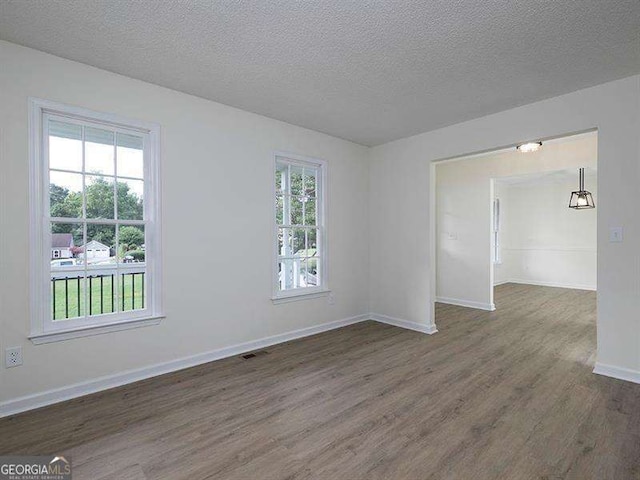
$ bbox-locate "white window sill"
[272,289,331,305]
[29,315,164,345]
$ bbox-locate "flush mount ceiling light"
[569,168,595,209]
[516,141,542,153]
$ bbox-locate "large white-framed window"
[273,153,327,302]
[29,98,163,343]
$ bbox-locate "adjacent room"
[436,132,598,311]
[1,1,639,479]
[493,166,598,293]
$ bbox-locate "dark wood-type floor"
[1,284,639,479]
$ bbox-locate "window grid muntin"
[45,113,148,322]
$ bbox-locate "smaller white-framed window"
[29,98,163,343]
[273,153,328,301]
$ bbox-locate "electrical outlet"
[5,346,23,368]
[327,292,335,305]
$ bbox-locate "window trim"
[493,197,502,265]
[28,98,163,343]
[271,151,329,302]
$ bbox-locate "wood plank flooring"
[1,284,639,479]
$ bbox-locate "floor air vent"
[241,350,268,359]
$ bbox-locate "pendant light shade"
[569,168,595,209]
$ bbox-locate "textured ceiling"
[1,1,638,146]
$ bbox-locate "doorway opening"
[433,131,597,315]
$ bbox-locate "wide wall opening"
[434,131,597,313]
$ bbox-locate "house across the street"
[82,240,111,260]
[51,233,74,260]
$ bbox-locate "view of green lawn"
[52,273,145,320]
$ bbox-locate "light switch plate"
[609,227,623,243]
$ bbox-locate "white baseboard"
[593,362,640,385]
[1,311,444,418]
[0,312,441,418]
[0,314,370,419]
[503,279,596,291]
[370,313,438,335]
[435,297,496,311]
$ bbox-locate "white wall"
[370,75,640,379]
[0,41,370,408]
[496,174,597,291]
[435,134,597,309]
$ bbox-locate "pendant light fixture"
[569,168,595,209]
